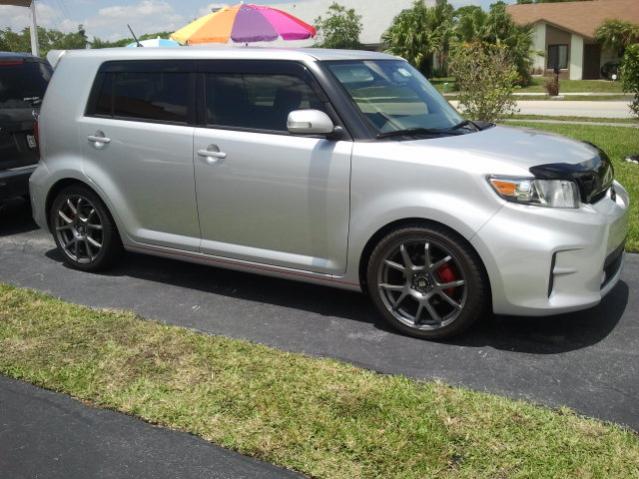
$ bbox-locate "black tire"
[49,185,122,271]
[366,224,489,339]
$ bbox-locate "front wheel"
[50,185,122,271]
[366,225,489,339]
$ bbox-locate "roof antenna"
[127,24,143,47]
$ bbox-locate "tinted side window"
[91,71,189,123]
[113,72,188,123]
[94,73,113,117]
[205,73,325,132]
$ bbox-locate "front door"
[193,61,352,274]
[583,44,602,79]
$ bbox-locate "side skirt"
[124,242,362,292]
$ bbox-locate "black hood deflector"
[529,143,614,204]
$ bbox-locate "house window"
[548,44,569,70]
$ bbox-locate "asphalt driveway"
[1,199,637,429]
[0,376,301,479]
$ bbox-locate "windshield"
[0,61,51,109]
[325,60,463,135]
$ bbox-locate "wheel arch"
[357,217,492,308]
[45,178,114,232]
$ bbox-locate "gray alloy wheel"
[54,194,104,264]
[367,225,488,339]
[50,185,122,271]
[377,240,467,330]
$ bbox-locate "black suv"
[0,52,52,204]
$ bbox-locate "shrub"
[544,75,559,96]
[314,3,362,49]
[449,42,518,122]
[621,43,639,119]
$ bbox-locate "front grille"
[602,242,625,289]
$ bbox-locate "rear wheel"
[366,224,489,339]
[50,185,122,271]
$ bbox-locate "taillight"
[0,60,24,66]
[33,113,40,154]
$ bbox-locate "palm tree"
[595,20,639,57]
[382,0,434,74]
[452,3,534,86]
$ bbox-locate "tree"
[449,42,518,122]
[621,44,639,119]
[314,3,362,49]
[595,20,639,57]
[427,0,455,75]
[0,25,88,56]
[382,0,454,75]
[453,2,535,86]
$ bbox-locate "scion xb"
[30,47,629,339]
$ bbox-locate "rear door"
[192,60,352,274]
[0,58,51,170]
[80,61,200,250]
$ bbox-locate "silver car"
[30,47,629,339]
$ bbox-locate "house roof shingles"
[506,0,639,40]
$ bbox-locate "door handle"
[197,149,226,159]
[87,131,111,148]
[88,135,111,143]
[197,146,227,163]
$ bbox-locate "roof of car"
[54,46,398,63]
[0,51,37,59]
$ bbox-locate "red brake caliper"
[437,264,457,296]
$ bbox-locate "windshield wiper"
[451,119,478,131]
[376,127,466,139]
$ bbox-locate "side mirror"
[287,109,335,136]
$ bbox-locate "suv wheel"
[366,225,489,339]
[50,185,122,271]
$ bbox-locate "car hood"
[403,124,599,170]
[400,125,613,204]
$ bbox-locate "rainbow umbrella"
[170,3,316,45]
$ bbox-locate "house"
[506,0,639,80]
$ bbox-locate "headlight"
[488,176,580,208]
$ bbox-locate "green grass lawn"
[517,77,624,94]
[1,283,639,479]
[516,95,631,101]
[432,77,625,96]
[504,115,639,124]
[503,122,639,252]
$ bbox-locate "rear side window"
[205,73,325,132]
[0,60,51,109]
[90,71,189,124]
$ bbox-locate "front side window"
[0,60,51,109]
[205,73,326,132]
[325,60,462,135]
[547,45,568,70]
[93,71,189,123]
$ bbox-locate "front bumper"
[0,165,36,201]
[472,180,629,316]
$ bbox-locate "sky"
[0,0,514,42]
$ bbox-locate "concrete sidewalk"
[450,99,634,118]
[502,119,639,128]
